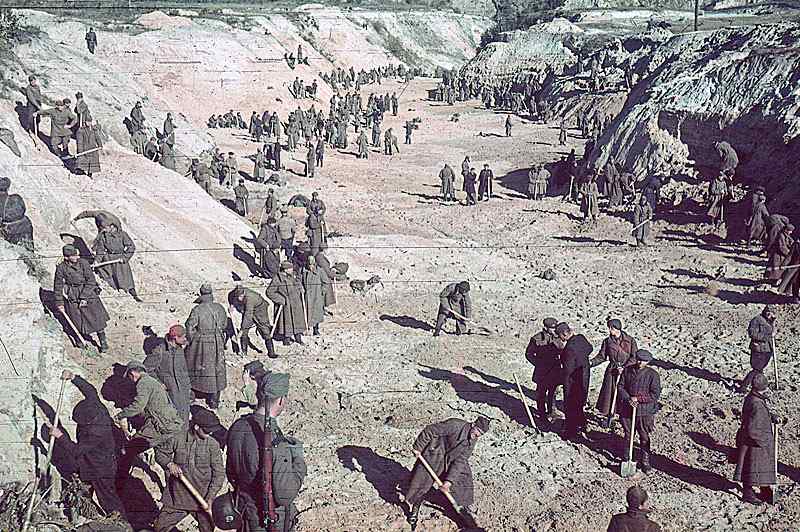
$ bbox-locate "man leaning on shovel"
[404,416,489,530]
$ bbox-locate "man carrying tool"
[433,281,472,337]
[590,318,638,427]
[266,261,307,346]
[233,285,277,359]
[741,305,776,392]
[92,214,142,302]
[617,349,661,474]
[116,360,185,471]
[185,284,228,409]
[226,372,307,532]
[53,244,110,352]
[50,370,126,518]
[153,407,225,532]
[525,318,562,421]
[405,417,489,530]
[234,179,249,217]
[24,75,43,135]
[632,196,653,247]
[734,373,784,505]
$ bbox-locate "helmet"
[212,491,243,530]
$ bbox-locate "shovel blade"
[620,461,637,478]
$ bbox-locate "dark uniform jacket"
[747,314,773,354]
[525,329,561,384]
[734,391,776,486]
[617,365,661,418]
[561,334,592,406]
[607,509,662,532]
[53,259,110,335]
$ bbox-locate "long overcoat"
[144,338,193,422]
[266,271,307,337]
[53,259,110,335]
[734,391,776,486]
[93,229,136,291]
[76,126,102,174]
[302,267,329,328]
[184,294,228,394]
[406,418,476,507]
[593,332,638,414]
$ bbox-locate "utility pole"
[694,0,699,32]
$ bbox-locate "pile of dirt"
[134,10,194,30]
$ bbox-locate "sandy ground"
[45,77,800,531]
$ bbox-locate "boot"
[97,331,109,353]
[313,325,320,336]
[639,450,652,474]
[742,485,762,505]
[759,486,774,504]
[264,338,277,359]
[129,288,143,303]
[294,334,304,345]
[408,502,421,531]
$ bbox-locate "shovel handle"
[627,402,637,462]
[177,473,213,517]
[413,450,459,509]
[607,371,620,427]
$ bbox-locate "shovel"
[448,309,492,335]
[771,423,779,504]
[512,372,536,429]
[620,402,637,478]
[412,450,479,529]
[604,371,620,429]
[177,472,214,518]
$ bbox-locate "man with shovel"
[405,417,489,530]
[53,244,111,352]
[433,281,472,337]
[617,349,661,474]
[153,407,225,532]
[591,318,638,428]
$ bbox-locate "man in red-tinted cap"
[144,324,193,422]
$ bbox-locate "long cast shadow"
[337,445,409,506]
[651,359,735,390]
[418,365,528,425]
[379,314,433,332]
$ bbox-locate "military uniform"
[234,182,249,216]
[525,325,562,418]
[53,255,110,348]
[266,268,307,343]
[238,288,276,359]
[93,227,137,294]
[40,106,77,155]
[115,372,185,450]
[144,338,193,423]
[434,283,471,335]
[185,290,228,407]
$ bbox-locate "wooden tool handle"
[627,402,637,462]
[413,450,459,508]
[177,473,213,516]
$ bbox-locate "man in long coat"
[159,141,176,171]
[765,224,794,284]
[464,168,477,206]
[734,373,781,505]
[130,101,146,132]
[357,130,369,159]
[314,246,337,309]
[154,408,225,532]
[234,179,249,216]
[747,188,769,247]
[440,164,456,202]
[302,256,329,336]
[405,417,489,529]
[85,27,97,53]
[525,318,562,420]
[527,164,549,200]
[253,149,267,183]
[266,262,307,345]
[255,217,281,277]
[92,216,141,301]
[163,112,175,146]
[185,284,228,409]
[234,286,276,359]
[590,318,638,422]
[305,208,324,257]
[50,370,125,517]
[707,173,728,229]
[581,172,600,223]
[144,325,193,423]
[24,75,43,134]
[478,164,493,201]
[632,196,653,246]
[54,244,110,351]
[617,349,661,473]
[433,281,471,337]
[76,117,103,178]
[556,322,592,440]
[764,214,789,254]
[777,238,800,302]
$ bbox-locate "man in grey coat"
[301,256,329,336]
[266,262,307,345]
[433,281,471,337]
[234,286,277,359]
[185,284,228,409]
[92,216,142,301]
[741,305,776,392]
[617,349,661,474]
[144,325,193,423]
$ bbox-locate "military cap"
[62,244,78,257]
[256,372,290,400]
[456,281,470,292]
[125,360,146,374]
[635,349,653,362]
[0,177,10,192]
[473,416,490,433]
[243,360,265,376]
[555,322,571,336]
[543,317,558,329]
[199,283,213,295]
[192,407,223,433]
